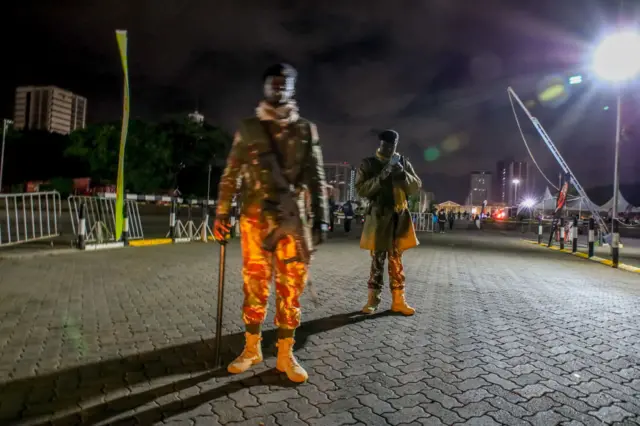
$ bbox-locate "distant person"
[438,210,447,233]
[355,129,421,316]
[448,211,455,230]
[343,200,355,233]
[328,198,337,231]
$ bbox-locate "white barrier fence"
[0,191,62,247]
[411,212,435,232]
[68,195,144,244]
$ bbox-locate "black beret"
[262,63,297,82]
[379,129,399,144]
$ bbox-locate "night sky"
[2,0,639,202]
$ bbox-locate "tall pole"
[612,90,622,225]
[206,164,212,204]
[0,120,8,193]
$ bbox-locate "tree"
[66,117,232,197]
[66,123,119,182]
[2,128,81,186]
[157,117,232,197]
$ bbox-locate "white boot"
[276,338,308,383]
[227,332,263,374]
[362,289,382,314]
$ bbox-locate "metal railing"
[68,195,143,243]
[0,191,62,247]
[411,212,435,232]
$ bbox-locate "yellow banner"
[115,30,129,241]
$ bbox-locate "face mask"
[264,76,295,105]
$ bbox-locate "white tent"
[599,191,634,213]
[533,186,556,211]
[565,196,602,212]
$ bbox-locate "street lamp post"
[206,164,212,204]
[593,29,640,265]
[0,119,14,193]
[512,178,520,208]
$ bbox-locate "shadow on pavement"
[1,310,392,425]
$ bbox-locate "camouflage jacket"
[215,117,329,225]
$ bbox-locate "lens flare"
[423,147,440,162]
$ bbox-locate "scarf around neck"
[256,100,300,125]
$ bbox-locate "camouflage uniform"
[215,94,328,382]
[356,132,421,315]
[216,114,328,330]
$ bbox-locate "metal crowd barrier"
[0,191,62,247]
[167,201,232,243]
[68,195,144,243]
[411,212,435,232]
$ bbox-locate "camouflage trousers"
[368,246,405,291]
[239,216,308,330]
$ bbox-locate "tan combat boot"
[391,289,415,316]
[362,289,382,314]
[227,332,263,374]
[276,338,308,383]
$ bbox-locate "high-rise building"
[496,159,530,205]
[507,161,529,205]
[469,171,492,205]
[323,162,355,203]
[13,86,87,135]
[495,159,510,203]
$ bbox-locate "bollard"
[169,200,176,239]
[78,202,86,250]
[572,216,578,253]
[122,201,129,246]
[202,204,209,243]
[559,218,565,250]
[537,218,543,244]
[588,218,595,258]
[612,219,619,268]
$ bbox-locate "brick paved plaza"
[0,231,639,425]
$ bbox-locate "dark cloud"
[2,0,637,194]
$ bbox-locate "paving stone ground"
[0,230,639,426]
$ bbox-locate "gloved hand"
[312,221,328,246]
[213,215,231,244]
[392,162,404,174]
[380,166,392,180]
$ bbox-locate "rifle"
[257,139,314,266]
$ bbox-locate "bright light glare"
[569,75,583,84]
[512,179,520,184]
[520,198,536,208]
[593,31,640,82]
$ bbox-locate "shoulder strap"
[238,117,291,188]
[259,121,287,180]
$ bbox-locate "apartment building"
[13,86,87,135]
[469,171,492,205]
[323,162,356,203]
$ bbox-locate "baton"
[213,233,229,368]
